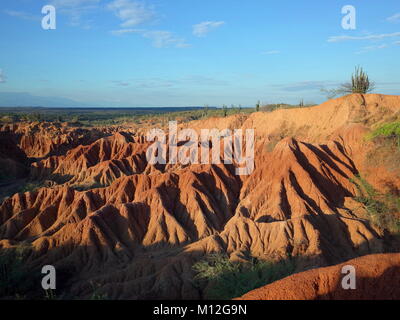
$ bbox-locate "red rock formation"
[0,94,399,299]
[0,122,108,158]
[30,132,150,186]
[237,253,400,300]
[0,131,29,180]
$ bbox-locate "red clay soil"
[237,253,400,300]
[0,94,399,299]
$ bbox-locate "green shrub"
[348,66,374,94]
[193,254,296,300]
[0,243,40,299]
[364,122,400,172]
[367,121,400,148]
[351,175,400,234]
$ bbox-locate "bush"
[347,66,374,94]
[322,66,375,98]
[351,175,400,234]
[0,243,40,299]
[193,254,296,300]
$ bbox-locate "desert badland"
[1,0,400,303]
[1,93,400,300]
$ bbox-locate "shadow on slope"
[0,232,399,300]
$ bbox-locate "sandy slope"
[237,253,400,300]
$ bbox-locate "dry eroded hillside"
[1,94,400,299]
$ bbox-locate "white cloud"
[49,0,100,28]
[108,1,188,48]
[262,50,280,55]
[367,44,388,49]
[387,13,400,23]
[0,69,6,83]
[4,10,40,21]
[355,44,388,54]
[50,0,100,8]
[193,21,225,37]
[328,32,400,42]
[111,28,190,48]
[394,41,400,45]
[107,0,154,27]
[110,28,141,35]
[142,30,190,48]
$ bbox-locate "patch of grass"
[368,121,400,140]
[192,253,296,300]
[365,121,400,172]
[350,175,400,234]
[365,138,400,172]
[0,243,40,299]
[0,106,254,126]
[89,281,108,300]
[19,182,45,193]
[0,103,316,127]
[0,243,76,299]
[367,121,400,149]
[0,180,46,204]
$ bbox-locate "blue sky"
[0,0,399,107]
